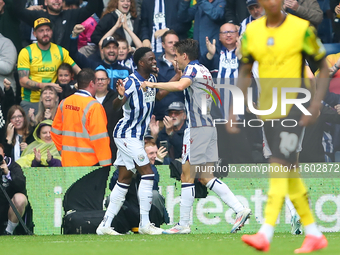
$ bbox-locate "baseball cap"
[246,0,258,7]
[167,102,185,111]
[34,17,53,30]
[102,36,119,48]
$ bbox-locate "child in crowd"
[56,63,77,102]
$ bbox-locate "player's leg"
[6,193,27,235]
[285,196,302,235]
[97,165,133,235]
[200,127,251,233]
[288,177,327,253]
[164,128,193,234]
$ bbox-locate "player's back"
[182,60,215,128]
[114,72,157,140]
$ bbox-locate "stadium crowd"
[0,0,339,245]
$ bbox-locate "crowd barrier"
[23,165,340,235]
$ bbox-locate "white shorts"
[182,126,218,165]
[114,138,149,172]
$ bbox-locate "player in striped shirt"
[96,47,173,236]
[142,39,251,234]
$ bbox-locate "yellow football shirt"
[18,43,75,103]
[241,14,326,119]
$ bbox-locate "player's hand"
[33,148,41,162]
[116,79,125,96]
[149,115,159,136]
[299,103,320,126]
[157,146,168,160]
[72,24,85,36]
[206,37,216,57]
[3,78,11,90]
[140,81,154,91]
[226,114,240,134]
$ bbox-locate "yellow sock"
[288,177,315,226]
[264,163,288,226]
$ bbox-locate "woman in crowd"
[16,120,61,167]
[28,86,59,127]
[4,105,33,161]
[91,0,140,48]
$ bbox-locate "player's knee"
[12,193,28,211]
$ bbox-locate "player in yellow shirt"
[17,18,81,114]
[228,0,330,253]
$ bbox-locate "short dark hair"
[174,39,199,61]
[63,0,80,7]
[95,68,109,78]
[161,29,178,43]
[133,47,152,66]
[0,143,4,152]
[77,68,96,89]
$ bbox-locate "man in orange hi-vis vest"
[51,68,111,167]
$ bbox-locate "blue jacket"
[69,36,131,90]
[140,0,191,41]
[178,0,226,54]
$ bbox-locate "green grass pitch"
[1,233,339,255]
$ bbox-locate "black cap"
[102,36,119,48]
[246,0,258,7]
[167,102,185,111]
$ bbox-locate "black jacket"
[225,0,248,25]
[91,11,139,45]
[0,156,27,204]
[101,89,123,161]
[15,0,103,50]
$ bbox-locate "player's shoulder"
[245,16,266,32]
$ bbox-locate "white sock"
[259,223,275,242]
[206,178,244,213]
[6,220,18,234]
[179,183,195,227]
[304,223,322,237]
[138,174,154,227]
[285,196,297,217]
[100,181,129,228]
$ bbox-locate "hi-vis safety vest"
[51,92,112,167]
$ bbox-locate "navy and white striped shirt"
[239,15,256,35]
[182,60,214,128]
[114,71,157,140]
[151,0,166,53]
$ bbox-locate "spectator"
[140,0,191,57]
[51,68,112,167]
[62,0,80,10]
[331,0,340,42]
[70,25,131,91]
[284,0,323,27]
[178,0,226,54]
[91,0,139,48]
[225,0,248,25]
[0,143,28,235]
[0,0,23,54]
[117,38,136,73]
[17,18,80,115]
[153,30,184,125]
[28,86,59,127]
[56,63,77,102]
[15,0,103,50]
[94,69,123,162]
[0,33,17,95]
[157,102,186,161]
[0,79,15,145]
[239,0,264,35]
[4,105,34,161]
[78,15,98,56]
[16,119,61,167]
